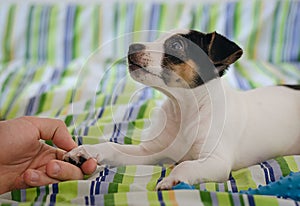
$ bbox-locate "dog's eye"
[170,41,183,50]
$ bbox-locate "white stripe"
[11,5,29,60]
[175,190,204,206]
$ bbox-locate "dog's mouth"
[128,58,143,71]
[128,57,162,79]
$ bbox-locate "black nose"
[128,43,145,54]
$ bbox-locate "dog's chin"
[129,68,165,87]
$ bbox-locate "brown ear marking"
[206,31,243,75]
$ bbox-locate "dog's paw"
[156,176,182,190]
[63,146,92,167]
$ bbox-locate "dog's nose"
[128,43,145,54]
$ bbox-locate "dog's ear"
[203,32,243,76]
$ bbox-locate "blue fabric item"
[172,182,195,190]
[240,172,300,201]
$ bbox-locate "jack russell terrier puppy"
[64,29,300,190]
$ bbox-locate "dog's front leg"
[156,154,231,190]
[64,142,162,167]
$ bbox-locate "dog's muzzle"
[128,43,146,72]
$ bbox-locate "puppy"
[64,29,300,190]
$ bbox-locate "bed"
[1,0,300,205]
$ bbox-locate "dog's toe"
[65,156,87,167]
[156,176,181,190]
[63,147,90,167]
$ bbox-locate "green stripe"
[247,0,261,59]
[284,156,299,172]
[58,181,78,202]
[73,6,81,59]
[234,62,257,88]
[158,4,167,31]
[253,194,279,206]
[233,1,241,38]
[104,193,115,206]
[200,191,212,206]
[208,4,218,32]
[133,3,143,42]
[231,168,257,191]
[11,190,21,201]
[125,121,136,144]
[37,92,47,114]
[275,156,291,176]
[65,115,73,126]
[275,1,289,63]
[108,183,118,193]
[216,192,231,205]
[2,5,15,62]
[137,102,147,119]
[269,2,280,62]
[113,166,126,183]
[114,192,128,206]
[47,5,57,64]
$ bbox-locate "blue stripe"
[125,3,135,33]
[128,105,135,120]
[49,194,56,206]
[78,136,83,145]
[90,195,95,206]
[201,5,210,32]
[225,2,235,38]
[97,107,104,119]
[157,191,165,206]
[83,126,89,135]
[25,96,35,115]
[113,123,122,143]
[248,194,256,206]
[261,161,275,183]
[84,196,89,205]
[90,181,95,195]
[260,163,270,184]
[38,6,44,62]
[95,181,101,194]
[52,183,59,193]
[156,167,166,185]
[291,1,300,61]
[110,124,117,142]
[64,5,75,66]
[38,6,50,63]
[148,4,160,41]
[229,173,238,192]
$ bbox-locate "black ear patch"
[205,32,243,76]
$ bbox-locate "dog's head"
[128,29,243,89]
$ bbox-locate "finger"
[22,116,77,151]
[46,160,84,180]
[23,169,59,187]
[81,158,98,175]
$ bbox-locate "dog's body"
[64,29,300,190]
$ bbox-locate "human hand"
[0,116,97,194]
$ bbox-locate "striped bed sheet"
[0,1,300,205]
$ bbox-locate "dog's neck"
[155,78,226,118]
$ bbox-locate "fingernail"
[52,163,61,175]
[30,171,39,182]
